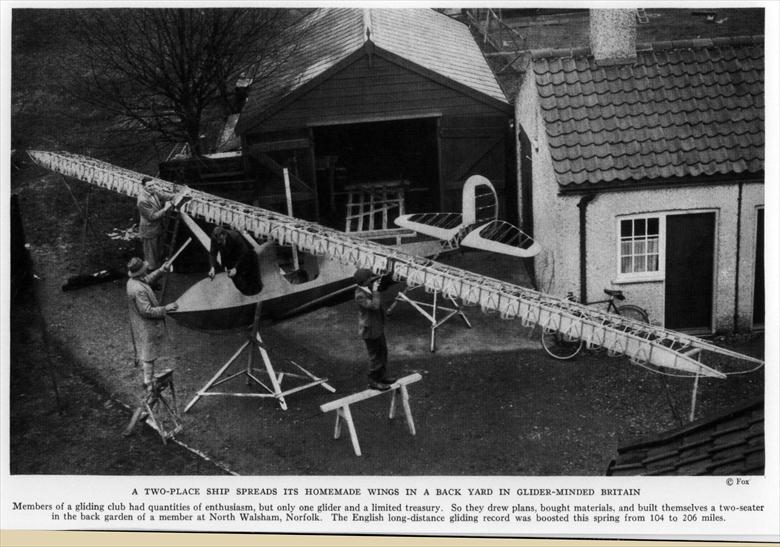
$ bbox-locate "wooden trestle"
[29,150,765,380]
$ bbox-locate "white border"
[1,1,778,542]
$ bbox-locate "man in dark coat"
[208,226,262,296]
[126,257,178,390]
[354,268,396,390]
[137,177,174,270]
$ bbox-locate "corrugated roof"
[237,8,506,134]
[532,36,764,187]
[606,398,764,476]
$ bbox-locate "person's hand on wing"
[165,302,178,312]
[228,268,237,278]
[208,267,216,280]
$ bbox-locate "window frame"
[615,213,665,283]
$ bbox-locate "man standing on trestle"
[354,268,396,391]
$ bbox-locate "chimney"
[589,9,637,65]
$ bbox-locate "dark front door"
[664,212,716,330]
[753,208,764,326]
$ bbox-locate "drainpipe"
[578,193,597,304]
[733,180,744,332]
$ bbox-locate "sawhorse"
[319,373,422,456]
[387,286,472,352]
[123,369,182,444]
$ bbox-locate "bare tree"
[71,8,304,156]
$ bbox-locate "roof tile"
[608,399,764,476]
[534,36,763,186]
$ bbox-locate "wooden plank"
[320,373,422,413]
[351,228,415,239]
[251,138,311,152]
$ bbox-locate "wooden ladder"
[344,181,407,233]
[159,209,181,301]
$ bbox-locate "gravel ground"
[9,287,227,475]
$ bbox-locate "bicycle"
[541,288,650,360]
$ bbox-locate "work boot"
[368,380,391,391]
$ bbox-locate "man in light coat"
[354,268,396,390]
[137,177,174,271]
[126,256,177,390]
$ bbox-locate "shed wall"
[253,54,509,131]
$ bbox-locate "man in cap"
[208,226,262,295]
[137,176,174,272]
[354,268,396,390]
[126,257,178,392]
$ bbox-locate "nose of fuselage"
[167,273,261,331]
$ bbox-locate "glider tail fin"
[462,175,498,226]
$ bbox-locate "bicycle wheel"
[541,330,584,360]
[617,304,649,324]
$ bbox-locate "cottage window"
[618,216,661,280]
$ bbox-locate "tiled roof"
[606,398,764,476]
[532,36,764,187]
[237,9,506,134]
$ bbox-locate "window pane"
[621,241,632,256]
[635,255,646,272]
[621,256,632,273]
[647,238,658,254]
[647,255,658,271]
[635,218,646,236]
[621,219,631,237]
[648,217,659,235]
[634,240,646,254]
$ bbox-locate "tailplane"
[395,175,541,258]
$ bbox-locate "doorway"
[664,212,716,331]
[753,207,764,327]
[312,118,439,227]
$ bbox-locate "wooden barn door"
[438,115,512,221]
[664,212,716,330]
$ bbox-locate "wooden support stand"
[123,369,182,444]
[387,286,472,352]
[319,373,422,456]
[184,303,335,412]
[685,348,704,422]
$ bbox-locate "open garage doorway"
[312,117,439,229]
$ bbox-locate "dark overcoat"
[355,285,385,339]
